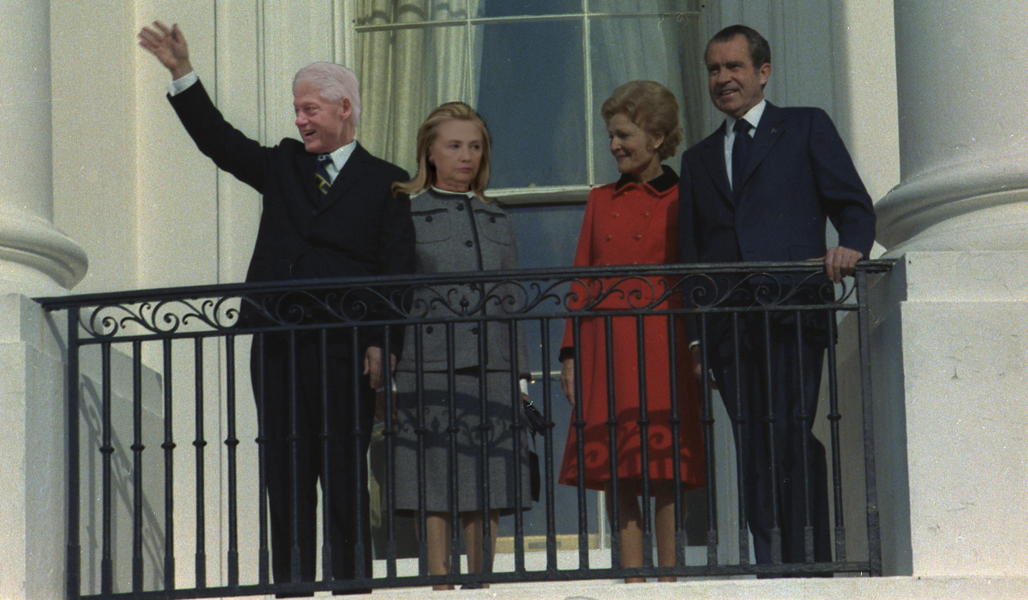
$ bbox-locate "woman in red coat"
[558,81,705,581]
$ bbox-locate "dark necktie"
[315,154,333,196]
[731,119,753,193]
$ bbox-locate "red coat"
[559,171,705,491]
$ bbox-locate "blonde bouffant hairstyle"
[601,80,683,160]
[392,102,493,202]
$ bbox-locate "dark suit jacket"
[678,102,875,343]
[169,81,416,353]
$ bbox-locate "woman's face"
[428,119,483,193]
[607,113,663,181]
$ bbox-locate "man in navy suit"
[678,25,875,567]
[139,21,415,592]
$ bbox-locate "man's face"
[293,82,352,154]
[705,34,770,119]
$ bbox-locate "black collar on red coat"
[613,164,679,193]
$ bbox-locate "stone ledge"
[201,575,1028,600]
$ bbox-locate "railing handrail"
[35,260,896,310]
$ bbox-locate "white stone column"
[868,0,1028,582]
[0,3,86,600]
[876,0,1028,251]
[0,0,86,297]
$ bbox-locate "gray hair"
[292,62,362,129]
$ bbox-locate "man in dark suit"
[139,21,415,591]
[678,25,875,567]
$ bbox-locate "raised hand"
[137,21,192,79]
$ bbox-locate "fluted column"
[876,0,1027,252]
[0,1,86,296]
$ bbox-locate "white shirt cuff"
[167,71,199,96]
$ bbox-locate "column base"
[875,153,1028,253]
[0,208,88,296]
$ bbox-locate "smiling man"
[138,21,414,593]
[678,25,875,569]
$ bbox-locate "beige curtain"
[356,0,481,175]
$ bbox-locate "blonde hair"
[392,102,492,202]
[601,81,682,160]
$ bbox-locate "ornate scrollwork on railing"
[81,296,242,339]
[69,265,860,341]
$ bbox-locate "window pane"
[590,0,701,14]
[476,21,587,188]
[479,0,582,18]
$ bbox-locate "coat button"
[634,233,643,240]
[611,212,619,218]
[471,327,480,334]
[465,240,474,247]
[456,204,465,211]
[425,326,434,334]
[489,216,496,223]
[426,215,433,222]
[643,211,651,218]
[605,234,613,241]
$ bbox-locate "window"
[355,0,709,204]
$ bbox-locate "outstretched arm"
[138,21,193,80]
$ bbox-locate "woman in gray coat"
[390,102,531,589]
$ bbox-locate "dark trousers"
[712,315,831,565]
[251,331,373,583]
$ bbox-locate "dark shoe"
[333,588,372,596]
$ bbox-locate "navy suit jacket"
[169,81,416,353]
[678,102,875,341]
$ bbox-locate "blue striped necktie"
[315,154,333,195]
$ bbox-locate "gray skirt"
[388,370,533,514]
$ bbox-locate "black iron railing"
[37,261,892,599]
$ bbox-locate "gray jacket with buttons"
[396,189,530,375]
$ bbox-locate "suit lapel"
[698,126,733,206]
[298,151,323,208]
[737,102,785,195]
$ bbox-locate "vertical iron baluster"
[855,270,882,575]
[666,312,684,570]
[319,329,333,581]
[382,327,398,580]
[731,312,748,565]
[254,333,270,584]
[413,325,428,578]
[539,318,557,573]
[445,322,459,581]
[570,316,589,571]
[162,338,176,591]
[131,340,144,593]
[825,310,846,561]
[100,341,113,596]
[761,312,782,565]
[507,318,523,576]
[476,318,493,583]
[698,314,719,566]
[225,335,239,586]
[350,327,369,582]
[287,330,301,582]
[603,314,621,571]
[66,308,82,600]
[794,310,815,562]
[634,314,653,570]
[193,337,207,588]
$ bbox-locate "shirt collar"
[725,99,767,136]
[430,186,475,198]
[323,139,357,171]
